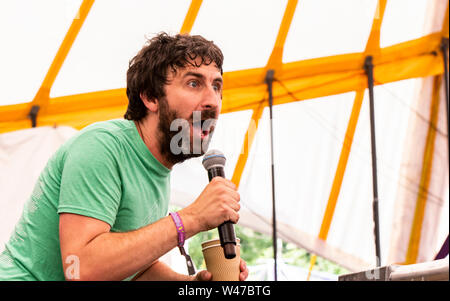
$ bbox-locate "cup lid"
[201,238,240,250]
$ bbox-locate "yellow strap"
[405,75,442,264]
[307,0,386,277]
[365,0,387,54]
[0,37,443,134]
[266,0,298,72]
[231,101,265,188]
[31,0,94,113]
[180,0,203,34]
[405,2,448,265]
[306,90,364,279]
[318,90,365,240]
[306,254,317,281]
[231,0,297,187]
[442,3,449,39]
[0,5,446,133]
[1,32,442,127]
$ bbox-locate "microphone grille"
[202,149,226,170]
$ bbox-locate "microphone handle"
[207,166,225,181]
[207,166,237,259]
[218,221,237,259]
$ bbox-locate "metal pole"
[265,69,278,280]
[27,105,40,128]
[364,56,382,267]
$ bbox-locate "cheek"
[166,92,199,118]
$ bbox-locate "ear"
[140,93,158,113]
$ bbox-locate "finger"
[196,270,212,281]
[240,259,247,272]
[229,211,239,224]
[226,199,240,212]
[240,259,245,269]
[219,204,239,225]
[240,260,248,281]
[228,188,240,202]
[213,177,237,190]
[224,179,237,190]
[203,271,212,281]
[239,265,249,281]
[221,186,240,202]
[240,270,248,281]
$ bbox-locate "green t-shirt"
[0,119,171,280]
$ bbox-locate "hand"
[193,270,212,281]
[239,259,249,281]
[180,177,240,234]
[193,259,249,281]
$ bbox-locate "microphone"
[202,149,237,259]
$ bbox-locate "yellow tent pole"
[1,11,445,133]
[306,90,365,280]
[318,90,365,241]
[405,1,448,265]
[306,255,317,281]
[0,33,444,134]
[231,101,265,188]
[231,0,297,187]
[442,3,449,39]
[405,75,442,264]
[364,0,387,55]
[180,0,203,34]
[31,0,94,114]
[307,0,386,280]
[266,0,298,72]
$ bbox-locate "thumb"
[195,270,212,281]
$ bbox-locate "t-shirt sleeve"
[57,130,122,227]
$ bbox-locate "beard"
[157,98,218,166]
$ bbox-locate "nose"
[200,85,221,112]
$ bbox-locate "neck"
[134,119,174,170]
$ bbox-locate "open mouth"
[200,119,210,139]
[193,119,214,140]
[190,109,217,141]
[201,129,210,139]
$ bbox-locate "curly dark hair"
[124,32,224,121]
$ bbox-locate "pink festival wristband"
[169,212,195,275]
[169,212,185,247]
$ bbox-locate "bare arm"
[133,258,249,281]
[132,260,193,281]
[59,213,190,281]
[59,177,240,281]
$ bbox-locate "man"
[0,32,248,281]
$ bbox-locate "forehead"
[168,59,222,81]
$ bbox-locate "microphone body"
[203,150,237,259]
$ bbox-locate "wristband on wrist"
[169,212,195,275]
[169,212,185,247]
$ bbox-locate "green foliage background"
[187,224,349,276]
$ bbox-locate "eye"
[212,82,222,92]
[187,80,199,88]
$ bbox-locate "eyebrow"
[183,71,223,84]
